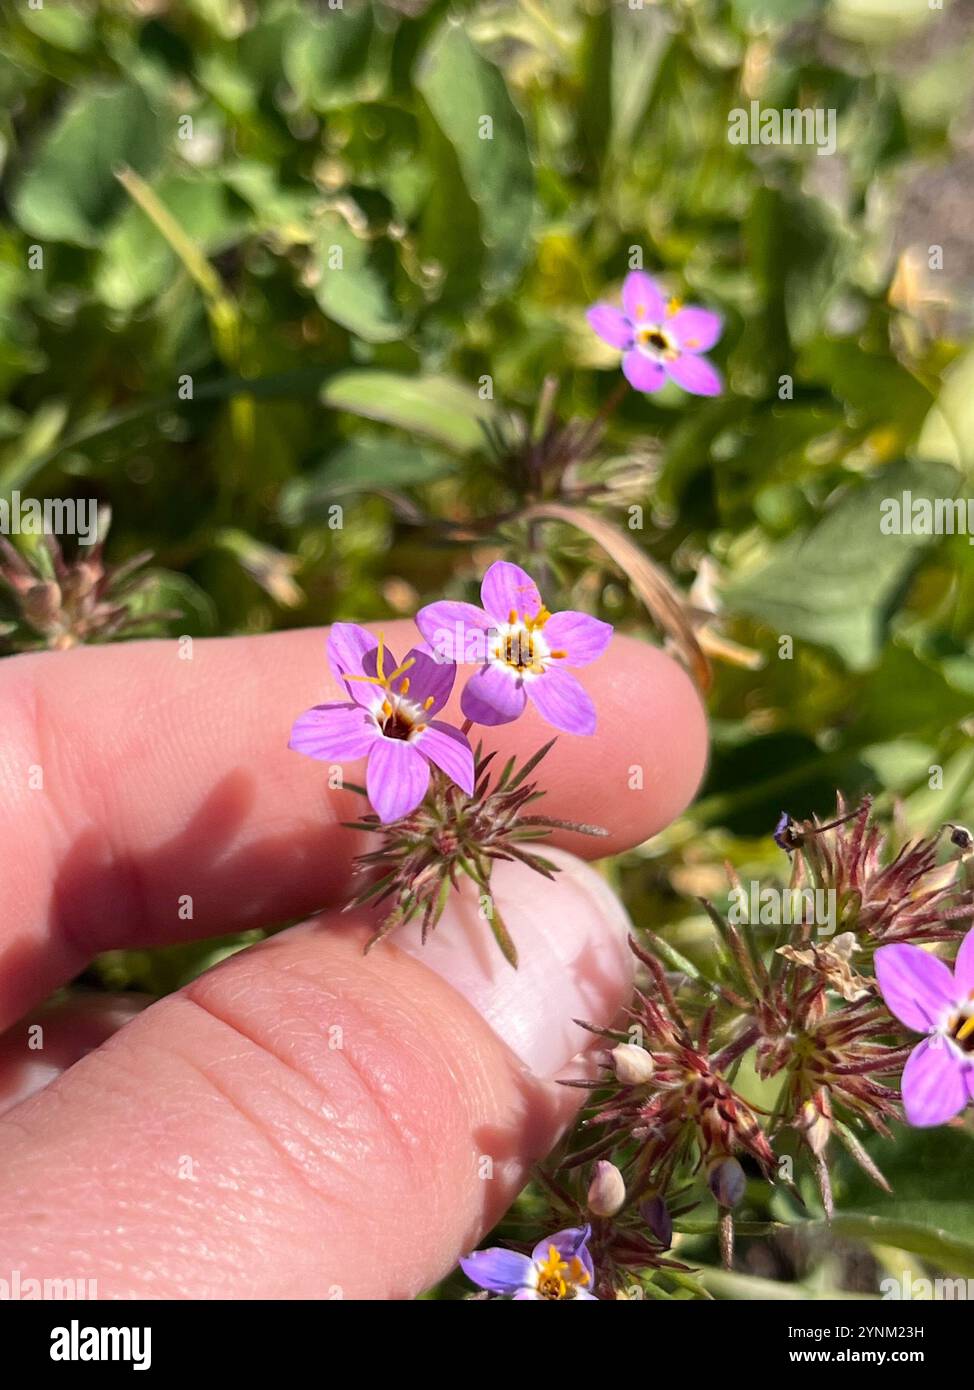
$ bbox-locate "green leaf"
[281,2,384,111]
[723,458,961,669]
[12,85,164,246]
[312,211,405,343]
[415,19,535,298]
[321,371,495,451]
[850,642,974,742]
[916,346,974,472]
[280,437,452,522]
[830,1124,974,1275]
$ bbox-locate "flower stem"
[577,376,629,456]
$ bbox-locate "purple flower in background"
[587,270,723,397]
[416,561,613,736]
[289,624,474,823]
[461,1225,598,1300]
[875,930,974,1127]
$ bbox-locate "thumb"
[0,851,633,1300]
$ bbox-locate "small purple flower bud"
[587,1160,626,1218]
[774,811,801,852]
[640,1195,673,1249]
[708,1156,747,1208]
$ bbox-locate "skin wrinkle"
[258,945,486,1162]
[190,933,480,1179]
[162,1019,368,1228]
[182,973,423,1179]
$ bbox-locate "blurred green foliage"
[2,0,974,1296]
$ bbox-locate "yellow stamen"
[423,695,435,710]
[399,676,410,696]
[550,648,567,659]
[666,296,682,317]
[387,655,416,683]
[957,1014,974,1042]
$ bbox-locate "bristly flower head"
[775,796,969,945]
[876,929,974,1127]
[0,507,176,651]
[416,560,612,734]
[346,739,607,964]
[461,1224,598,1300]
[586,271,723,397]
[575,940,775,1195]
[289,623,474,823]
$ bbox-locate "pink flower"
[587,270,723,396]
[875,929,974,1127]
[289,624,474,823]
[416,561,613,736]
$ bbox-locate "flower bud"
[799,1098,831,1157]
[708,1156,746,1208]
[640,1195,673,1249]
[610,1042,654,1085]
[22,580,62,630]
[587,1160,626,1218]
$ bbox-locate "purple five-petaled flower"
[875,928,974,1127]
[461,1224,598,1300]
[288,623,474,823]
[587,270,723,397]
[416,561,613,736]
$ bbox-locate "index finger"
[0,625,708,1028]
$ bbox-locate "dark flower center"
[502,630,539,673]
[948,1008,974,1054]
[380,707,416,741]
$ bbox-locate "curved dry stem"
[521,500,712,693]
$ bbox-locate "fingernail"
[395,848,634,1077]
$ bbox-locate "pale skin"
[0,626,708,1299]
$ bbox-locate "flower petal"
[288,703,377,761]
[665,352,723,397]
[415,600,491,664]
[419,722,475,795]
[398,649,455,714]
[586,303,633,350]
[901,1036,970,1127]
[622,271,666,325]
[669,306,723,353]
[953,927,974,995]
[327,623,379,705]
[366,739,430,823]
[461,663,527,726]
[875,943,958,1033]
[526,666,596,735]
[480,561,544,624]
[544,610,614,667]
[622,350,666,393]
[460,1248,534,1295]
[531,1225,595,1291]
